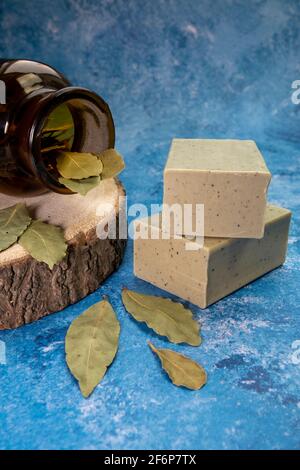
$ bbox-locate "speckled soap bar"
[163,139,271,238]
[134,205,291,309]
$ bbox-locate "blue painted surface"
[0,0,300,450]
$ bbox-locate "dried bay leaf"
[0,203,32,252]
[148,342,207,390]
[42,104,74,155]
[98,148,125,179]
[59,176,100,195]
[43,103,74,132]
[42,123,73,134]
[41,143,68,153]
[19,220,67,269]
[65,299,120,398]
[122,289,201,346]
[56,152,103,179]
[52,126,74,144]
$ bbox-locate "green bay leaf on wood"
[0,203,32,252]
[65,299,120,398]
[98,149,125,179]
[18,220,67,269]
[56,152,103,179]
[58,176,100,195]
[148,342,207,390]
[122,289,201,346]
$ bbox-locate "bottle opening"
[33,90,115,193]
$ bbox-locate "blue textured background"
[0,0,300,450]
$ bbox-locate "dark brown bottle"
[0,59,115,196]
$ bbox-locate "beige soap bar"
[134,205,291,309]
[163,139,271,238]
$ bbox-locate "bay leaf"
[0,203,32,252]
[52,126,74,143]
[41,144,68,153]
[122,289,201,346]
[56,152,103,179]
[18,220,67,269]
[42,123,73,134]
[148,342,207,390]
[65,299,120,398]
[43,103,74,132]
[98,149,125,179]
[42,103,74,154]
[59,176,100,195]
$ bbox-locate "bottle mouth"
[30,87,115,194]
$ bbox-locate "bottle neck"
[16,87,115,194]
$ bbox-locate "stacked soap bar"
[163,139,271,238]
[134,206,291,308]
[134,139,291,308]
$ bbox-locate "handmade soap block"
[134,205,291,309]
[163,139,271,238]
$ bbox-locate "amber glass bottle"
[0,59,115,196]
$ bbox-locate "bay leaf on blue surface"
[65,299,120,398]
[148,342,207,390]
[122,289,201,346]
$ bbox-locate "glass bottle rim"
[30,87,115,194]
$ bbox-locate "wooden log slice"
[0,179,126,330]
